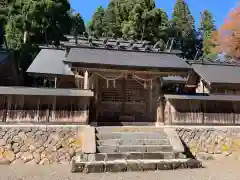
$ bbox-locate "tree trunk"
[141,25,145,41]
[194,50,199,60]
[74,31,78,44]
[23,31,28,44]
[165,39,170,49]
[45,30,48,46]
[169,37,175,52]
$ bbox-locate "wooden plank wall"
[0,95,89,124]
[165,99,240,125]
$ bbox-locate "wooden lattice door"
[98,75,149,122]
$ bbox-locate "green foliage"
[2,0,74,85]
[70,11,85,43]
[89,0,169,44]
[200,9,216,59]
[88,6,105,37]
[89,0,205,58]
[172,0,201,59]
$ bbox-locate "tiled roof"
[65,48,190,69]
[27,49,74,76]
[192,63,240,85]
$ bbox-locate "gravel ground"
[0,159,240,180]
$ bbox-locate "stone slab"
[118,145,146,153]
[97,146,118,153]
[84,161,105,173]
[104,160,127,172]
[98,139,169,146]
[95,127,165,133]
[87,154,106,161]
[139,160,158,171]
[120,139,145,146]
[96,132,167,141]
[144,139,170,145]
[97,139,121,146]
[75,152,88,162]
[127,152,143,160]
[82,126,96,154]
[71,159,203,173]
[71,160,85,173]
[145,145,173,152]
[106,153,128,161]
[121,132,167,139]
[126,160,142,171]
[164,128,184,153]
[143,152,174,159]
[96,133,122,140]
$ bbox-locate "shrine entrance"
[95,72,158,125]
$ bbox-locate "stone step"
[97,145,173,153]
[71,159,203,173]
[96,132,168,140]
[97,139,170,146]
[97,152,175,161]
[92,122,154,126]
[95,126,165,133]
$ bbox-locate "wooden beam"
[73,67,188,76]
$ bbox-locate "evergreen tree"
[71,11,85,43]
[104,0,121,37]
[172,0,198,59]
[4,0,73,84]
[88,6,105,37]
[122,0,168,42]
[92,0,169,43]
[200,9,216,60]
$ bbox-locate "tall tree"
[4,0,73,85]
[214,5,240,61]
[122,0,168,42]
[104,0,121,37]
[70,11,85,43]
[98,0,169,43]
[88,6,105,37]
[200,9,216,60]
[5,0,72,49]
[172,0,197,59]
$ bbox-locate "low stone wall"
[0,125,84,165]
[176,127,240,158]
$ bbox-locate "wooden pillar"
[156,78,165,126]
[149,81,153,121]
[52,77,57,121]
[95,75,99,121]
[6,95,12,122]
[83,71,89,124]
[84,71,89,89]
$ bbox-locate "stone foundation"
[176,127,240,158]
[0,125,85,165]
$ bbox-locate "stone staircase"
[72,126,202,173]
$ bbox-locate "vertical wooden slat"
[2,96,7,122]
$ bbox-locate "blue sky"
[70,0,238,28]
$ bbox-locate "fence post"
[233,101,236,124]
[201,101,205,124]
[2,96,7,122]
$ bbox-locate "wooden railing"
[165,99,240,125]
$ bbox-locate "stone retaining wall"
[0,126,84,165]
[176,127,240,157]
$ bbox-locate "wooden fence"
[0,95,89,124]
[165,99,240,125]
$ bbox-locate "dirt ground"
[0,157,240,180]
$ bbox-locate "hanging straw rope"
[131,73,158,81]
[94,72,125,88]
